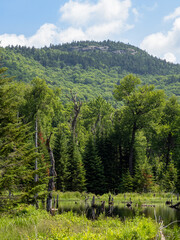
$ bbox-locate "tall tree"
[83,136,105,194]
[114,74,165,175]
[20,78,60,203]
[0,67,40,206]
[66,136,86,192]
[53,127,69,191]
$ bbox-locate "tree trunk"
[70,91,82,143]
[35,116,38,182]
[46,133,57,212]
[46,192,52,212]
[46,133,57,192]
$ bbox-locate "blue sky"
[1,0,180,63]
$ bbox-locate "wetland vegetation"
[1,42,180,239]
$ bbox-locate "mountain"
[1,40,180,103]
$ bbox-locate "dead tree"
[70,91,82,142]
[46,133,57,212]
[35,116,38,182]
[169,202,180,210]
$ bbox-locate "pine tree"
[66,136,86,192]
[53,129,69,191]
[119,170,133,193]
[0,67,44,207]
[83,136,105,194]
[162,161,178,192]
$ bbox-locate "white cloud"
[163,52,176,63]
[140,17,180,63]
[0,24,58,48]
[144,2,158,12]
[164,6,180,21]
[60,1,93,27]
[60,0,131,26]
[58,27,87,43]
[59,0,133,41]
[0,0,133,48]
[132,8,139,22]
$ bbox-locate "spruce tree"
[83,136,105,194]
[53,129,69,191]
[66,136,86,192]
[0,67,46,207]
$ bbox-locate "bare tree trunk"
[70,91,82,143]
[35,116,38,182]
[46,133,57,192]
[46,133,57,212]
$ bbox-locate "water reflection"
[143,204,180,226]
[58,201,180,227]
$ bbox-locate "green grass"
[0,205,160,240]
[0,192,179,239]
[53,191,179,205]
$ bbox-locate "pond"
[57,200,180,228]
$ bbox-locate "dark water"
[58,201,180,227]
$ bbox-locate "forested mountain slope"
[1,41,180,198]
[1,40,180,103]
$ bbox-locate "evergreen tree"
[83,136,105,194]
[119,170,133,193]
[66,136,86,192]
[162,161,178,192]
[53,128,69,191]
[0,67,46,207]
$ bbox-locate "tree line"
[5,40,180,75]
[1,68,180,207]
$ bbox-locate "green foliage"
[83,136,105,194]
[66,137,86,192]
[1,40,180,196]
[119,170,133,193]
[162,161,178,192]
[114,74,141,101]
[134,161,154,192]
[0,68,31,205]
[53,128,69,191]
[1,41,180,105]
[0,206,159,240]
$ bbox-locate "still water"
[58,201,180,227]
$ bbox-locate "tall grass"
[0,192,179,240]
[0,205,160,240]
[53,191,178,205]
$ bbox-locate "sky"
[1,0,180,63]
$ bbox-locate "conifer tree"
[0,67,46,206]
[66,136,86,192]
[53,128,69,191]
[162,161,178,192]
[83,136,105,194]
[119,170,133,193]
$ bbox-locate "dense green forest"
[1,40,180,106]
[0,41,180,208]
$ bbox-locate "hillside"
[1,40,180,103]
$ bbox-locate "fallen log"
[169,201,180,209]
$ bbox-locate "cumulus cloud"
[163,52,176,63]
[140,16,180,63]
[0,24,59,48]
[164,7,180,21]
[132,8,139,22]
[60,0,131,26]
[0,0,133,48]
[59,0,133,41]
